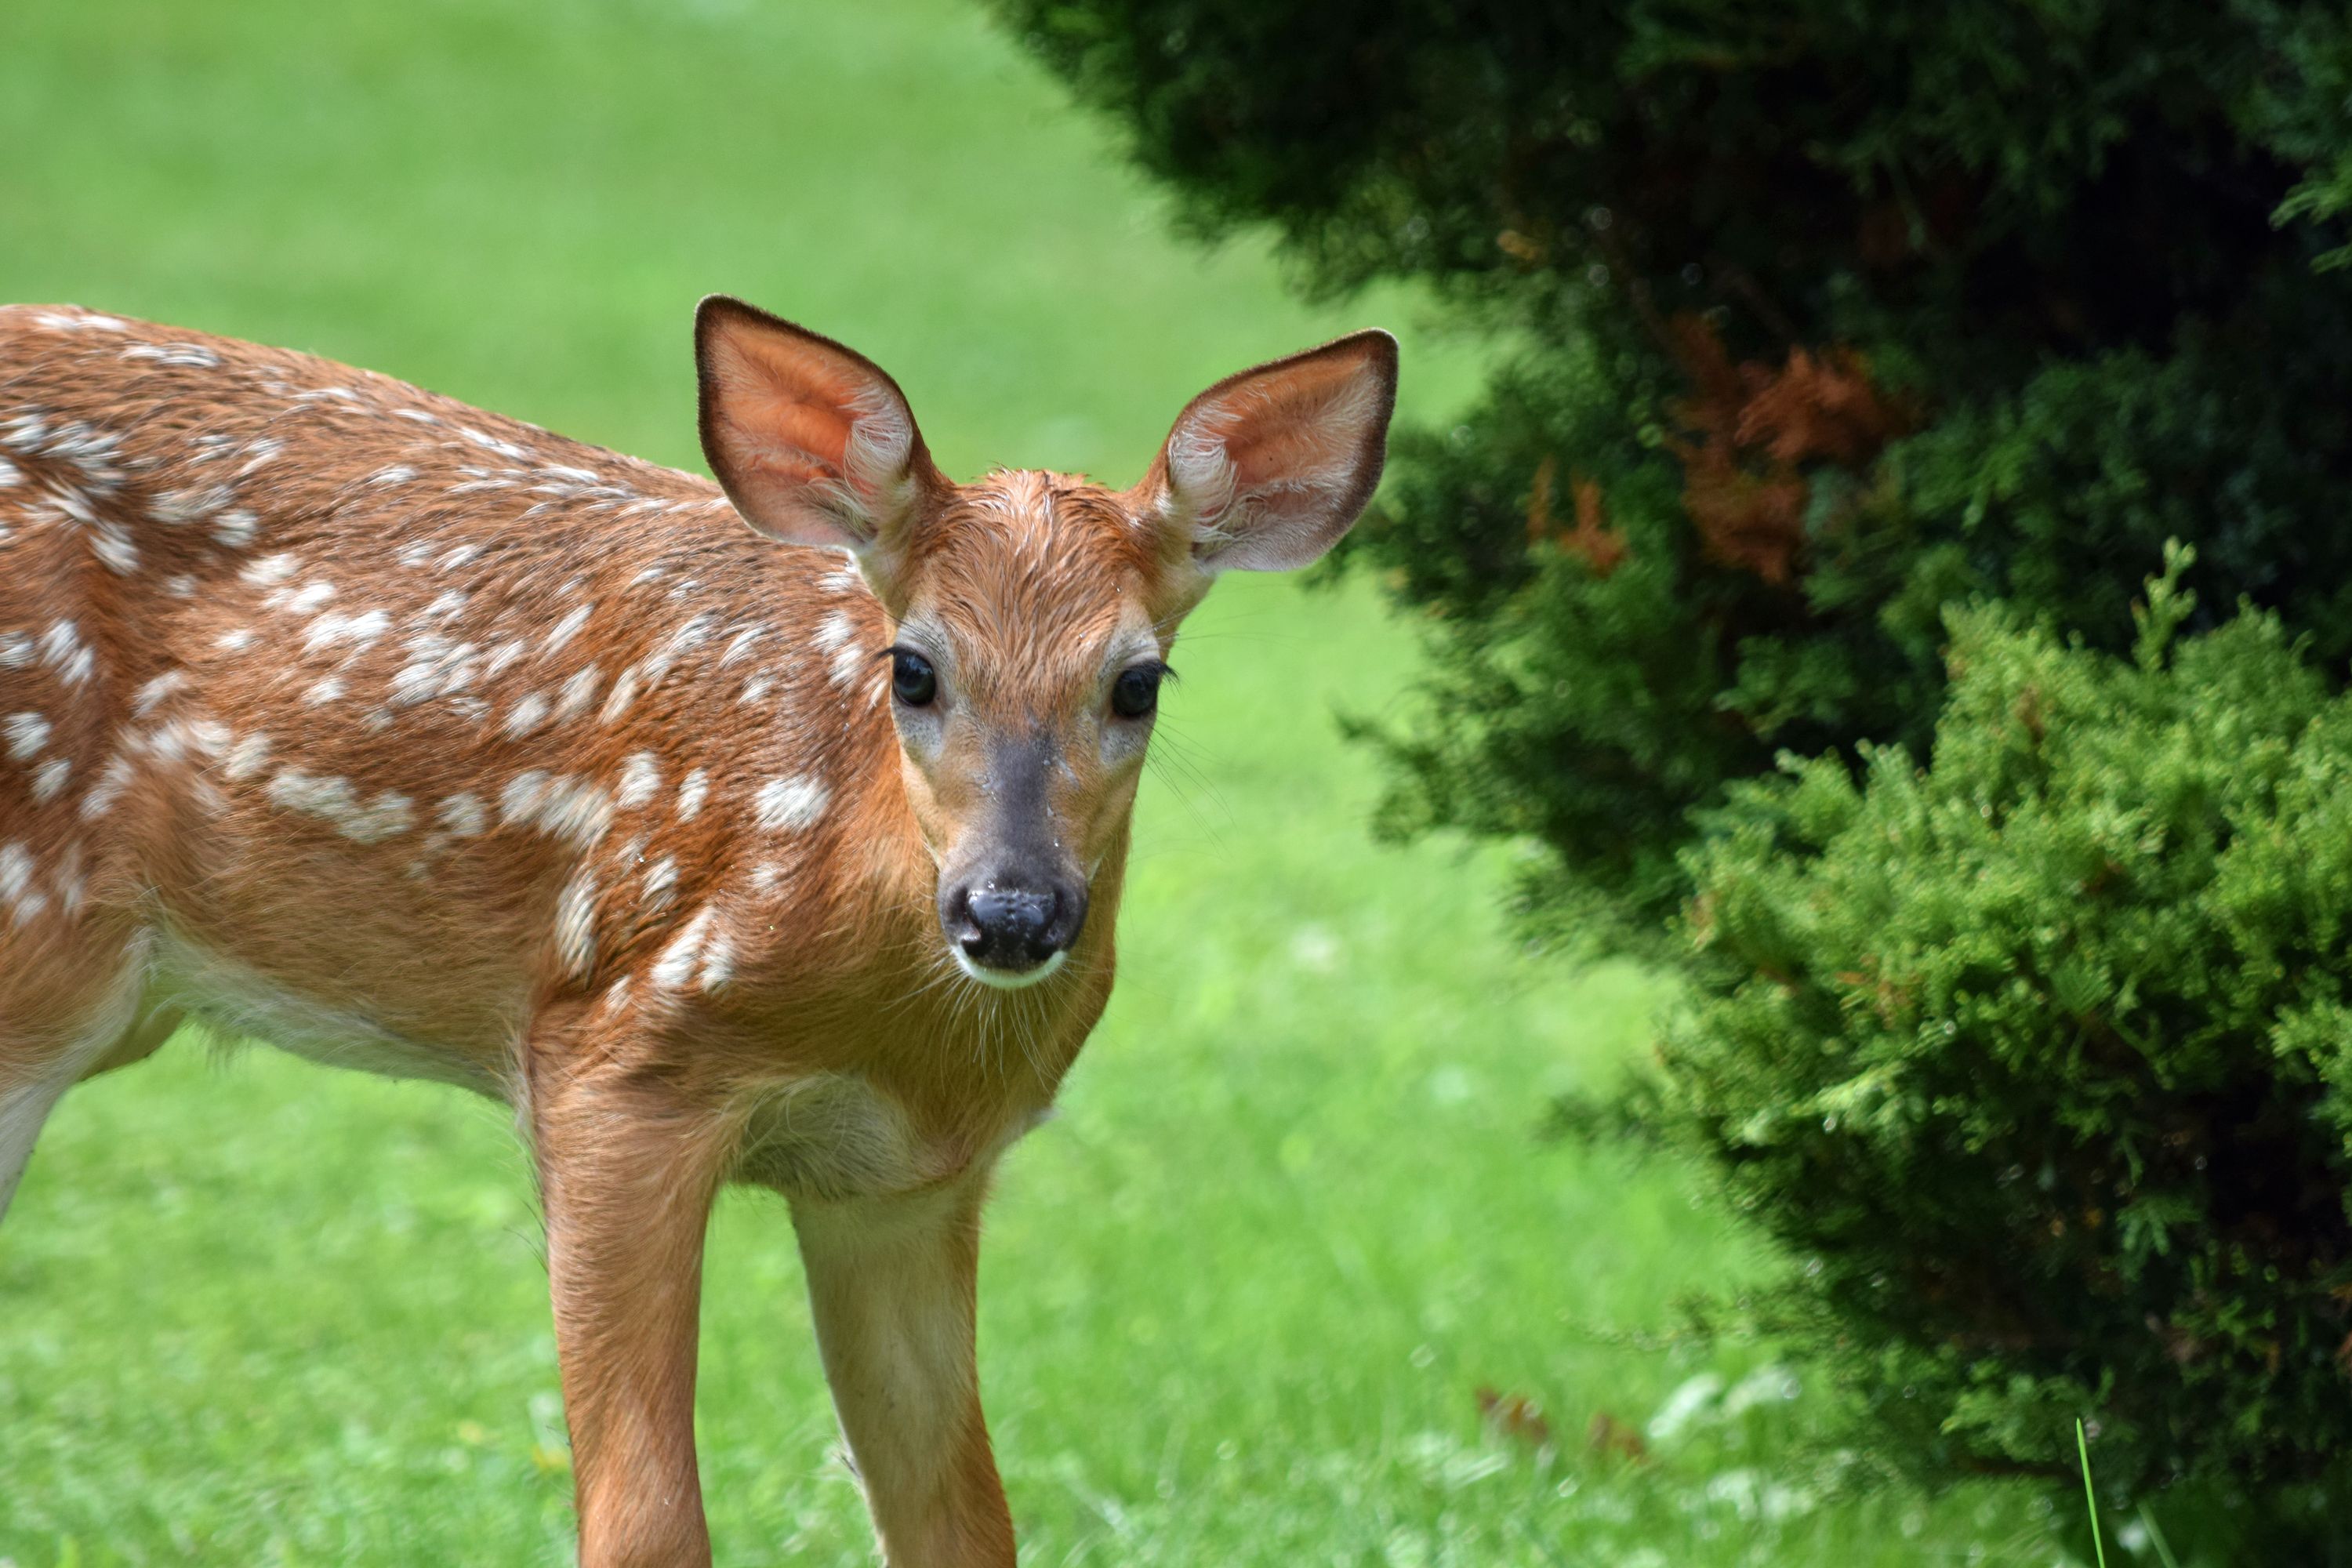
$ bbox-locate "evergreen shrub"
[1646,550,2352,1517]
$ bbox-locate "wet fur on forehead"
[900,470,1178,699]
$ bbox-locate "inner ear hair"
[694,295,946,557]
[1152,328,1399,575]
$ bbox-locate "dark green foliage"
[1650,553,2352,1509]
[993,0,2352,939]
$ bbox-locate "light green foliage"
[0,0,2068,1562]
[1644,552,2352,1550]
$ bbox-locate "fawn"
[0,298,1396,1563]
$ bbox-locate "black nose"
[946,875,1084,975]
[960,883,1059,970]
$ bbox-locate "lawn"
[3,0,2057,1561]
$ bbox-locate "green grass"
[3,0,2059,1560]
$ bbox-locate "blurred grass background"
[2,0,2053,1560]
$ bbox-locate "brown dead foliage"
[1476,1385,1555,1450]
[1585,1410,1650,1465]
[1664,314,1911,586]
[1526,452,1631,577]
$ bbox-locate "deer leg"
[791,1173,1014,1568]
[532,1042,733,1568]
[0,939,154,1223]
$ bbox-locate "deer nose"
[946,874,1085,980]
[961,883,1059,969]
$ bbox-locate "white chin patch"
[953,947,1066,990]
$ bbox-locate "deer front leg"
[792,1174,1015,1567]
[534,1060,731,1568]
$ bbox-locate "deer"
[0,297,1396,1564]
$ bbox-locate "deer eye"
[1111,664,1164,720]
[890,648,938,707]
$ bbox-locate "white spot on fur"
[38,621,93,685]
[639,614,713,687]
[31,757,69,803]
[366,464,419,486]
[437,792,488,837]
[0,842,34,920]
[132,672,186,716]
[600,664,641,723]
[123,341,221,368]
[305,676,346,706]
[35,311,127,332]
[535,778,613,847]
[544,603,593,657]
[503,691,550,738]
[642,855,677,909]
[86,516,139,575]
[677,768,709,820]
[3,713,49,760]
[696,925,735,993]
[554,869,598,979]
[753,775,829,832]
[304,608,391,654]
[285,580,336,614]
[235,437,284,477]
[456,424,530,460]
[211,509,258,548]
[812,611,857,659]
[651,906,715,991]
[497,771,610,846]
[500,770,551,824]
[151,485,231,524]
[829,639,868,691]
[720,626,766,668]
[222,732,272,782]
[53,841,86,914]
[138,717,227,766]
[483,637,529,680]
[216,627,256,653]
[241,552,299,586]
[616,751,661,809]
[554,665,601,723]
[265,769,414,844]
[388,632,482,707]
[80,755,135,818]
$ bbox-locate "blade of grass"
[2077,1417,2108,1568]
[2136,1502,2183,1568]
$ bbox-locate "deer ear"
[695,295,947,554]
[1142,329,1398,573]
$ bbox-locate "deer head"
[695,295,1396,987]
